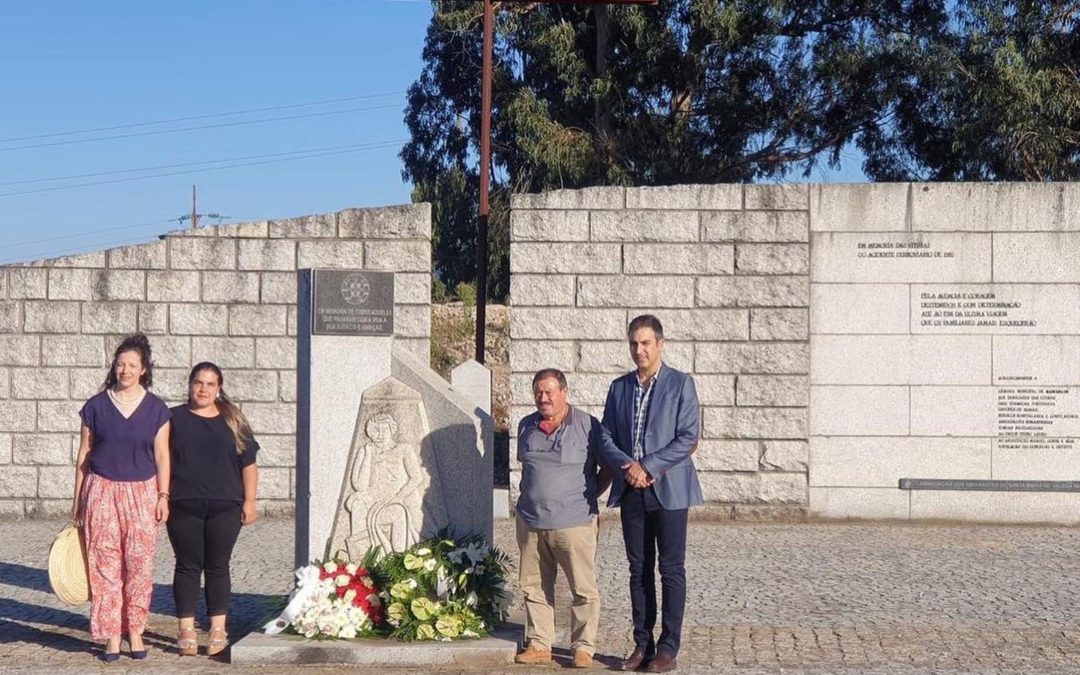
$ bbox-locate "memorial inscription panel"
[997,387,1079,452]
[811,232,991,283]
[811,226,1080,507]
[911,285,1080,334]
[312,269,394,336]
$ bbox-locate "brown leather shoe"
[620,646,649,671]
[572,649,593,668]
[514,645,552,665]
[644,649,677,672]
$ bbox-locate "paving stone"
[190,337,256,369]
[509,210,589,242]
[229,305,287,336]
[268,213,336,238]
[147,270,200,302]
[365,239,427,271]
[255,337,296,369]
[296,240,364,269]
[40,335,106,367]
[23,301,79,333]
[260,272,298,304]
[239,239,296,271]
[81,302,137,334]
[3,517,1080,674]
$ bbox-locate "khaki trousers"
[515,514,600,654]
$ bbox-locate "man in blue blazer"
[599,314,702,673]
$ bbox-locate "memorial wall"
[0,205,433,518]
[510,182,1080,524]
[809,183,1080,523]
[508,184,812,519]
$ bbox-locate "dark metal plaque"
[899,478,1080,492]
[311,269,394,336]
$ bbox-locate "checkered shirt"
[632,366,661,461]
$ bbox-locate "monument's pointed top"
[362,376,423,402]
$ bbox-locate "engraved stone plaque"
[312,269,394,336]
[900,478,1080,492]
[912,284,1080,334]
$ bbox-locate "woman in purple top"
[70,334,171,662]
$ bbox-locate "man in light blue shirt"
[515,368,609,669]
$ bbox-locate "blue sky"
[0,2,863,264]
[0,1,428,263]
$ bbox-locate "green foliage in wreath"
[368,530,512,641]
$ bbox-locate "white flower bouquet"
[264,533,510,642]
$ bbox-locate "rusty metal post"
[475,0,494,364]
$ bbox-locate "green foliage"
[862,1,1080,180]
[430,306,474,377]
[431,277,450,304]
[370,533,511,641]
[402,0,949,297]
[403,0,1080,281]
[453,281,477,307]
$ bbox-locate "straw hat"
[48,523,90,605]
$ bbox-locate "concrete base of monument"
[230,623,522,667]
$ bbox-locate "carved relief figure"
[343,411,428,554]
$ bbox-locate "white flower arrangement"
[265,533,510,642]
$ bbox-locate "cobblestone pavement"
[4,517,1080,674]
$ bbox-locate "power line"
[0,231,174,266]
[0,140,406,197]
[0,215,296,264]
[0,92,405,143]
[0,141,409,187]
[0,219,174,252]
[0,103,404,153]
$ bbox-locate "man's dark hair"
[627,314,664,340]
[532,368,568,390]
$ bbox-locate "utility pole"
[176,185,227,228]
[473,0,655,364]
[475,0,494,364]
[191,185,199,228]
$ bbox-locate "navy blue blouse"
[81,390,171,482]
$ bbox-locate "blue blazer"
[598,365,703,510]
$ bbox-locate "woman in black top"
[167,362,259,657]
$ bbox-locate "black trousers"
[166,499,243,618]
[619,486,688,656]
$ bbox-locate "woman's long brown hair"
[188,361,253,455]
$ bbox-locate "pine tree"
[402,1,1080,296]
[863,1,1080,181]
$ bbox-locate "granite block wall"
[0,204,431,517]
[508,185,811,518]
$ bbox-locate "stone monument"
[295,267,494,565]
[234,267,514,667]
[327,378,444,559]
[295,268,395,567]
